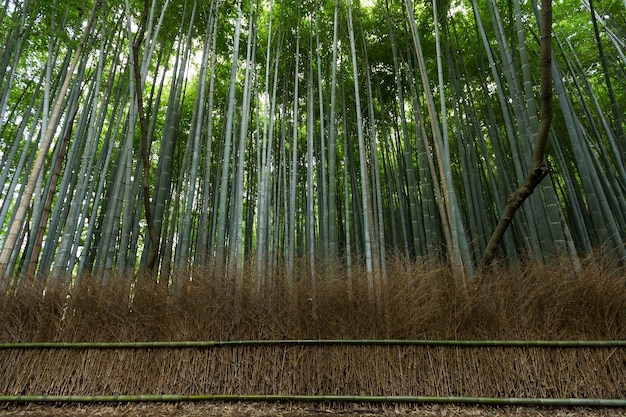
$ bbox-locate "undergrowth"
[2,253,625,343]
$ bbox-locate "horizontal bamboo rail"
[1,339,625,349]
[1,394,626,407]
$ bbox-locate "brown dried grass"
[1,254,625,399]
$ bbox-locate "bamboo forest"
[1,0,625,287]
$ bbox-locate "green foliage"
[0,0,625,279]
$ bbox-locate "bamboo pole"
[1,339,625,349]
[1,394,625,407]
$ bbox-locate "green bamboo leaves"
[0,0,624,285]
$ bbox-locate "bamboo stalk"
[1,394,626,407]
[1,340,625,349]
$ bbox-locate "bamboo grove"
[0,0,625,287]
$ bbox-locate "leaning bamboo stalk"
[1,339,625,349]
[478,0,554,268]
[1,394,626,407]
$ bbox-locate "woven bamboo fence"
[1,340,625,402]
[2,258,626,405]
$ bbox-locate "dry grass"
[0,254,625,400]
[2,402,626,417]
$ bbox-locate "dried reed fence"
[1,255,625,401]
[1,343,625,399]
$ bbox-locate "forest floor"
[1,402,626,417]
